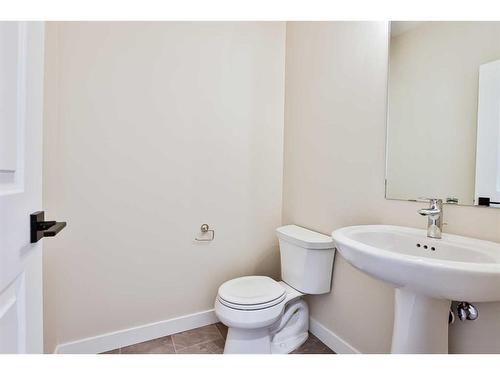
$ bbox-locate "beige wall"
[43,21,500,355]
[42,22,286,353]
[387,22,500,205]
[283,21,500,353]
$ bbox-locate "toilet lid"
[218,276,286,307]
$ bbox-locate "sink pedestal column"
[391,288,451,354]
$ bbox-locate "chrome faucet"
[418,198,443,239]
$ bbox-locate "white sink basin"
[332,225,500,353]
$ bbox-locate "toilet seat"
[217,294,286,311]
[215,293,286,330]
[217,276,286,311]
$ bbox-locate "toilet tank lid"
[276,225,334,250]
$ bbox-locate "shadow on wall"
[253,245,281,280]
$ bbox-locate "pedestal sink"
[332,225,500,354]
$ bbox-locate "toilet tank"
[276,225,335,294]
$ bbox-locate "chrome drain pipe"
[449,309,455,324]
[456,302,478,321]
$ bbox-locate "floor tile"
[99,324,333,355]
[121,336,175,354]
[215,322,228,340]
[291,334,335,354]
[172,324,223,350]
[176,338,225,354]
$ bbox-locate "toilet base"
[271,331,308,354]
[224,327,272,354]
[223,327,309,354]
[222,298,309,354]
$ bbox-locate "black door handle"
[30,211,67,243]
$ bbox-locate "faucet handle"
[418,197,443,205]
[418,198,444,239]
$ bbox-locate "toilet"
[214,225,336,354]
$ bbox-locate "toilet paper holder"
[195,224,215,242]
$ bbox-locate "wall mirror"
[385,21,500,208]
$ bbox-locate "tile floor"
[102,323,335,354]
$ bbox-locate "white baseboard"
[54,309,359,354]
[309,318,361,354]
[55,309,219,354]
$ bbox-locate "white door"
[475,59,500,207]
[0,22,45,353]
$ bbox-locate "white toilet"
[214,225,336,354]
